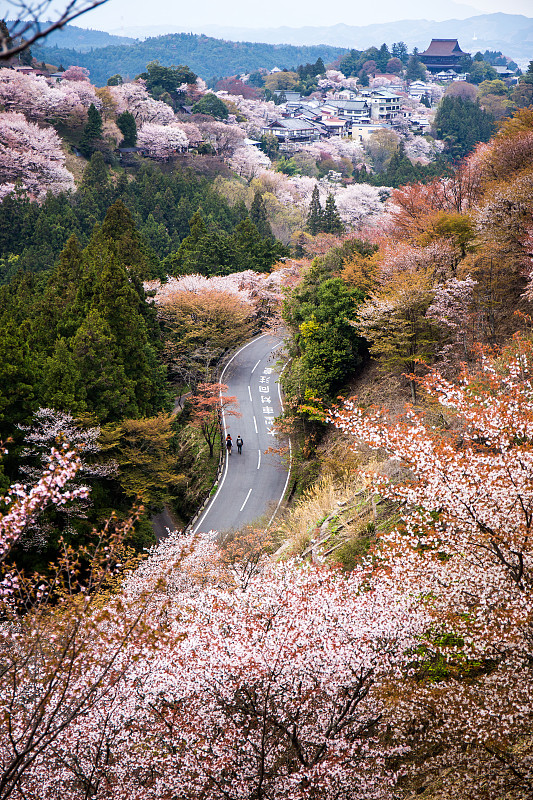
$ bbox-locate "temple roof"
[420,39,464,56]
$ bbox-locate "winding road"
[193,333,290,535]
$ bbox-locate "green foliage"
[136,60,197,100]
[106,73,123,85]
[284,271,365,404]
[34,33,347,84]
[307,186,323,235]
[323,194,344,235]
[99,414,186,507]
[405,51,426,82]
[78,103,103,159]
[191,93,229,119]
[116,110,137,147]
[306,188,344,235]
[249,191,273,240]
[434,95,496,159]
[259,133,279,158]
[165,209,288,276]
[0,163,263,277]
[467,60,498,84]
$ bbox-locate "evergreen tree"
[392,41,409,64]
[434,95,496,159]
[314,57,325,75]
[81,151,110,192]
[100,200,161,279]
[249,190,273,240]
[0,315,35,442]
[79,103,103,158]
[70,307,136,421]
[191,94,229,119]
[322,194,344,235]
[42,337,84,413]
[307,185,323,235]
[116,110,137,148]
[406,49,426,82]
[377,43,391,73]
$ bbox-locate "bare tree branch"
[1,0,109,60]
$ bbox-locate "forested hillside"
[2,41,533,799]
[34,33,347,83]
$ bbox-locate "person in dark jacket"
[236,435,243,454]
[226,434,232,454]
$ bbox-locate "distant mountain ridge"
[110,14,533,65]
[6,21,136,52]
[32,12,533,85]
[34,33,348,85]
[184,14,533,59]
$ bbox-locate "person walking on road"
[226,434,232,455]
[236,435,243,454]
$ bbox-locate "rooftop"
[420,39,465,57]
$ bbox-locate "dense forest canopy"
[34,33,348,84]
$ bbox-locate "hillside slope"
[34,33,347,84]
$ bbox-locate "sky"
[76,0,533,33]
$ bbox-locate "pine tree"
[101,200,160,279]
[116,110,137,148]
[249,190,273,240]
[82,151,110,191]
[42,337,84,414]
[315,57,325,75]
[79,103,103,158]
[322,194,344,235]
[70,308,136,421]
[307,186,323,235]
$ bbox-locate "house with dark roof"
[419,39,470,73]
[261,118,321,142]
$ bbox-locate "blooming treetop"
[328,340,533,794]
[109,81,176,126]
[0,112,74,198]
[136,122,189,158]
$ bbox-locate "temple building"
[419,39,469,73]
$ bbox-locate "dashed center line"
[257,449,261,470]
[251,359,261,374]
[248,385,252,402]
[253,415,258,433]
[240,488,253,512]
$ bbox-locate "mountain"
[32,12,533,85]
[111,0,480,37]
[8,22,136,52]
[108,13,533,65]
[33,33,348,85]
[164,14,533,59]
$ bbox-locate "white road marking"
[253,415,258,433]
[266,360,292,530]
[248,385,252,401]
[257,449,261,470]
[240,488,252,512]
[251,359,261,374]
[192,333,271,534]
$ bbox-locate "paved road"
[193,333,290,535]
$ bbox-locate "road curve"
[193,333,290,535]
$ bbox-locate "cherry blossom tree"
[229,144,271,179]
[109,81,176,125]
[61,65,90,82]
[136,121,189,159]
[329,337,533,796]
[0,112,74,198]
[0,68,94,123]
[199,119,245,156]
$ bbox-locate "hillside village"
[2,12,533,800]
